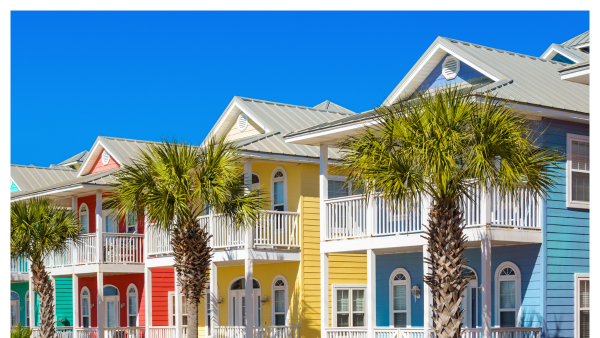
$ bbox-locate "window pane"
[394,313,407,328]
[572,172,590,202]
[82,298,89,315]
[337,314,349,327]
[129,316,136,327]
[352,290,365,312]
[500,281,516,309]
[337,290,349,312]
[328,180,349,199]
[82,317,89,328]
[274,182,284,205]
[393,285,407,311]
[581,310,589,338]
[353,313,365,327]
[275,314,285,326]
[81,216,88,232]
[572,140,589,171]
[580,280,590,308]
[275,290,285,313]
[129,296,137,315]
[182,315,187,326]
[500,311,516,327]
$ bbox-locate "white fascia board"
[284,119,378,145]
[10,184,113,202]
[242,151,321,164]
[76,140,122,177]
[561,68,590,80]
[541,47,580,64]
[210,98,270,140]
[509,103,589,123]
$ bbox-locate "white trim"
[332,284,367,328]
[462,266,479,328]
[126,283,139,327]
[80,286,91,328]
[494,261,522,327]
[10,291,20,326]
[102,209,118,233]
[388,268,412,328]
[574,273,590,338]
[211,99,269,141]
[10,184,114,202]
[227,276,261,326]
[567,134,590,209]
[271,166,287,211]
[79,203,90,233]
[283,119,378,145]
[168,291,175,326]
[76,140,123,178]
[25,290,30,327]
[251,172,261,191]
[540,47,580,64]
[271,275,289,326]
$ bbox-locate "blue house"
[285,32,589,338]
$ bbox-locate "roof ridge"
[235,96,355,116]
[439,36,570,66]
[98,135,161,144]
[11,164,76,171]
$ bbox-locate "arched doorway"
[229,278,261,326]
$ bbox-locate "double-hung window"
[333,285,366,328]
[567,134,590,209]
[575,274,590,338]
[495,262,521,328]
[127,213,137,233]
[81,287,91,328]
[127,284,138,327]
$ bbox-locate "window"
[333,285,366,328]
[127,284,138,327]
[127,213,137,233]
[272,276,288,326]
[575,274,590,338]
[25,291,30,326]
[328,177,364,199]
[389,269,411,328]
[81,287,91,328]
[229,278,261,326]
[252,173,260,191]
[567,134,590,209]
[460,267,479,328]
[205,286,211,336]
[79,203,89,233]
[11,291,20,327]
[168,291,188,326]
[495,262,521,328]
[272,168,287,211]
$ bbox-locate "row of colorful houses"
[11,30,590,338]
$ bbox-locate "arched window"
[79,204,89,233]
[229,277,261,327]
[271,167,287,211]
[389,268,411,328]
[252,173,260,191]
[25,291,30,327]
[495,262,521,328]
[127,284,138,327]
[80,287,91,328]
[272,276,288,326]
[461,266,479,328]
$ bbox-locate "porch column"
[95,191,103,264]
[175,280,183,338]
[97,271,105,338]
[319,144,329,337]
[210,262,219,335]
[72,196,79,265]
[245,234,254,338]
[481,230,492,338]
[320,253,329,336]
[423,245,431,337]
[366,249,376,337]
[28,273,35,328]
[72,274,79,338]
[144,268,152,329]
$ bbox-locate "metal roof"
[541,43,589,63]
[562,31,590,48]
[11,165,78,192]
[313,100,355,114]
[58,150,89,165]
[237,131,342,160]
[560,60,590,73]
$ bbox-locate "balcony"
[147,325,301,338]
[11,256,30,280]
[324,327,541,338]
[147,210,301,257]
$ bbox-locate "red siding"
[78,274,145,328]
[89,150,120,174]
[151,268,175,326]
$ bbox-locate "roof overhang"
[285,118,377,146]
[560,66,590,85]
[11,184,113,202]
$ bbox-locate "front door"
[460,268,479,328]
[105,295,119,328]
[230,289,261,326]
[103,210,117,233]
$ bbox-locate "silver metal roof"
[562,31,590,48]
[58,150,89,165]
[11,165,77,192]
[313,100,355,114]
[541,43,589,63]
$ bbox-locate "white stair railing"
[254,211,300,248]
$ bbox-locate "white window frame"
[103,284,120,328]
[204,287,211,337]
[227,277,261,327]
[126,213,138,233]
[80,287,91,328]
[461,266,479,329]
[332,284,367,328]
[11,291,20,327]
[168,291,188,327]
[25,290,30,327]
[575,273,590,338]
[271,167,287,211]
[494,261,522,328]
[567,133,590,209]
[272,275,289,326]
[126,284,138,327]
[389,268,412,328]
[79,203,89,233]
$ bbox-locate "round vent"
[101,150,110,165]
[237,113,248,132]
[442,55,460,80]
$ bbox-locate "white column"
[366,249,376,337]
[97,271,104,338]
[210,262,219,334]
[320,253,329,336]
[175,280,183,338]
[319,144,329,242]
[28,274,35,327]
[95,191,103,263]
[244,161,252,193]
[423,245,431,337]
[72,274,79,337]
[481,231,492,338]
[245,238,254,338]
[72,196,78,265]
[144,268,152,329]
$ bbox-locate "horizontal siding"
[55,278,73,326]
[151,268,175,326]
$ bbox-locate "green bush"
[10,324,32,338]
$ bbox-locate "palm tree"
[337,86,563,338]
[105,136,266,338]
[11,197,83,338]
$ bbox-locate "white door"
[230,289,261,326]
[103,210,117,233]
[105,295,119,328]
[11,300,19,326]
[461,269,479,328]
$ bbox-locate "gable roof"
[313,100,355,114]
[562,31,590,48]
[11,164,77,192]
[58,150,89,166]
[541,43,589,64]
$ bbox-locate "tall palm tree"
[105,136,266,338]
[337,86,563,338]
[11,197,83,338]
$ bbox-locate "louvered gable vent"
[237,113,248,131]
[442,55,460,80]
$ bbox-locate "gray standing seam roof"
[562,31,590,48]
[313,100,356,115]
[58,150,89,165]
[11,165,77,192]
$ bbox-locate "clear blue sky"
[11,11,589,167]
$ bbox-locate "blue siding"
[541,118,589,338]
[11,180,19,192]
[415,53,491,91]
[551,53,575,64]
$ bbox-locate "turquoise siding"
[11,282,29,326]
[11,180,19,192]
[415,53,491,92]
[55,278,73,326]
[541,118,589,338]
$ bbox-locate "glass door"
[105,295,119,328]
[103,210,117,233]
[11,300,19,326]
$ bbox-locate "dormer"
[76,139,121,177]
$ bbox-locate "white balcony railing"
[325,187,542,241]
[253,325,301,338]
[326,328,542,338]
[11,256,29,274]
[213,214,246,249]
[103,234,144,264]
[74,328,98,338]
[105,327,146,338]
[254,211,300,248]
[214,326,246,338]
[326,328,368,338]
[75,234,98,265]
[30,327,74,338]
[147,327,176,338]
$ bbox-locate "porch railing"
[147,327,176,338]
[103,234,144,264]
[254,211,300,248]
[326,328,541,338]
[75,234,98,265]
[253,325,301,338]
[214,326,246,338]
[105,327,146,338]
[325,328,368,338]
[213,214,246,249]
[11,256,29,274]
[30,326,73,338]
[74,328,98,338]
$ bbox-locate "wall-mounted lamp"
[91,304,95,308]
[120,303,126,308]
[217,296,224,304]
[260,296,269,305]
[411,286,421,302]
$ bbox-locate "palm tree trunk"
[30,262,55,338]
[423,199,472,338]
[172,220,213,338]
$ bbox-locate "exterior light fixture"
[260,296,269,305]
[217,296,224,304]
[411,285,421,301]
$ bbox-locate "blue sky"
[11,11,589,167]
